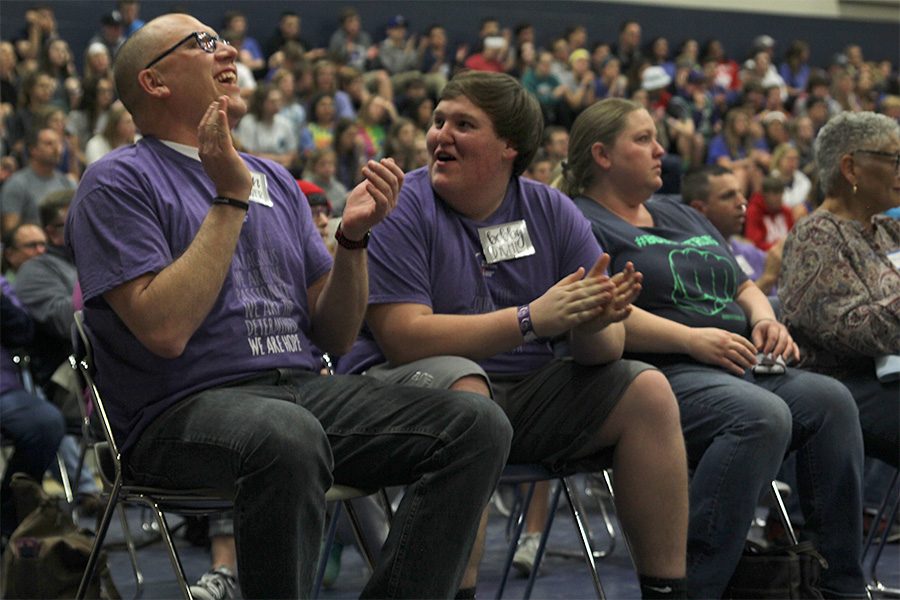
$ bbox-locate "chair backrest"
[70,310,123,486]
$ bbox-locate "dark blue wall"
[2,1,897,73]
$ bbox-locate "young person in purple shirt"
[64,14,512,599]
[340,71,689,599]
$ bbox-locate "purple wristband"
[517,304,538,343]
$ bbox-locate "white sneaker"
[189,566,236,600]
[512,532,541,577]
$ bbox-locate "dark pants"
[662,363,866,599]
[0,388,65,535]
[126,369,512,599]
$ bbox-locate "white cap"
[641,66,672,91]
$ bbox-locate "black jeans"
[127,369,512,598]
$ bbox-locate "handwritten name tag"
[888,249,900,271]
[249,172,273,207]
[478,220,535,264]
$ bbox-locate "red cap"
[296,179,331,213]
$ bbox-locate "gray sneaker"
[512,532,541,577]
[189,566,236,600]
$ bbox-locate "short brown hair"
[440,70,542,177]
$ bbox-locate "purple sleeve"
[367,182,435,308]
[67,163,177,303]
[552,188,604,276]
[706,135,728,164]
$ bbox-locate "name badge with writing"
[478,220,535,264]
[888,249,900,271]
[249,172,273,207]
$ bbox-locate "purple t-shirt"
[65,137,332,452]
[1,276,28,395]
[339,167,602,375]
[730,237,766,282]
[705,134,769,165]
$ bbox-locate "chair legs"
[769,480,798,546]
[561,477,606,600]
[313,501,343,599]
[497,475,607,600]
[313,497,380,599]
[552,472,617,561]
[138,496,194,600]
[863,469,900,597]
[56,451,74,503]
[495,480,538,599]
[117,503,144,598]
[77,479,122,599]
[522,480,563,600]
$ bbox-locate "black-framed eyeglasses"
[853,149,900,173]
[144,31,229,70]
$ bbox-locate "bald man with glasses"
[65,13,512,599]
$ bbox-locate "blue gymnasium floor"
[85,480,900,600]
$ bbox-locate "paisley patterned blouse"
[779,211,900,377]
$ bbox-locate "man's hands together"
[529,254,642,339]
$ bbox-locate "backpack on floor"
[1,473,120,599]
[723,539,828,599]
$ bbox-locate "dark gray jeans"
[125,369,512,599]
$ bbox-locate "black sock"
[455,587,476,599]
[639,575,687,599]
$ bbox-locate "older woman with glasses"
[779,111,900,470]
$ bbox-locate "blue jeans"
[0,388,66,535]
[661,363,865,599]
[52,435,100,494]
[125,369,512,599]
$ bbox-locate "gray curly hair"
[814,111,900,196]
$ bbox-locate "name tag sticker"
[478,220,536,264]
[888,249,900,271]
[735,255,755,277]
[249,172,273,207]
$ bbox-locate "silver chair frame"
[72,311,377,599]
[496,465,608,600]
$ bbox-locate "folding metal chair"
[496,464,610,600]
[71,311,378,599]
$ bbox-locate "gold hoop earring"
[852,183,858,195]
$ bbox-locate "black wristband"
[212,196,250,211]
[335,223,370,250]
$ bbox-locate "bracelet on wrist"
[517,304,539,343]
[212,196,250,211]
[335,223,370,250]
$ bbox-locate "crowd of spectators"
[2,4,898,214]
[0,4,897,597]
[2,4,897,443]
